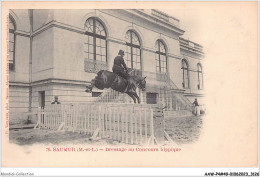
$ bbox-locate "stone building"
[8,9,205,122]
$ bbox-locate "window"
[125,30,141,70]
[182,59,189,89]
[197,63,203,89]
[84,18,107,73]
[146,93,157,104]
[155,40,167,73]
[9,15,15,71]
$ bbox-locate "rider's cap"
[118,50,125,55]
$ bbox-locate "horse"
[85,70,146,104]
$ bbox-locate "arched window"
[9,15,16,71]
[155,40,167,73]
[84,18,107,73]
[197,63,203,89]
[125,30,141,70]
[182,59,189,89]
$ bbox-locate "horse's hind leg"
[85,85,93,92]
[85,79,95,92]
[126,92,136,103]
[132,92,140,104]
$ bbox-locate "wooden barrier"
[34,103,159,145]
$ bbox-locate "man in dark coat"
[193,98,200,116]
[112,50,129,80]
[51,96,61,104]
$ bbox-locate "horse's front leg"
[126,92,136,103]
[132,92,140,104]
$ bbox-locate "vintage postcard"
[1,1,258,169]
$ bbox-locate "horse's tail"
[95,70,105,90]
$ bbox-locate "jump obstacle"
[34,103,171,145]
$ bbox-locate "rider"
[112,50,130,84]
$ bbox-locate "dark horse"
[85,70,146,104]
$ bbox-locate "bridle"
[137,78,146,90]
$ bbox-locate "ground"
[9,115,203,146]
[9,128,119,146]
[165,115,203,144]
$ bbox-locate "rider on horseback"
[85,50,133,93]
[112,50,130,84]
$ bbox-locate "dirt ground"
[9,115,203,146]
[9,128,119,146]
[165,115,203,144]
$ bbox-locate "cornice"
[9,82,30,87]
[121,9,185,36]
[30,78,90,87]
[180,46,205,57]
[32,20,85,37]
[15,30,30,38]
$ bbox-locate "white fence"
[35,104,155,145]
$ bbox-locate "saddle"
[112,74,130,93]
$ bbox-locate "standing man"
[193,98,200,116]
[51,96,61,104]
[112,50,129,80]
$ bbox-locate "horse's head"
[138,76,147,91]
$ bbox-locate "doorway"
[38,91,45,108]
[146,92,157,104]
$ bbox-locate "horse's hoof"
[85,89,92,93]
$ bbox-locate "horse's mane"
[130,74,145,82]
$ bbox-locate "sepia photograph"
[7,8,205,147]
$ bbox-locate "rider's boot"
[126,76,131,89]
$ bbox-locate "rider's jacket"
[112,55,127,72]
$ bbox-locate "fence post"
[144,109,147,143]
[121,107,124,143]
[117,108,120,141]
[125,109,128,144]
[130,107,133,144]
[41,107,44,127]
[34,107,41,129]
[153,104,165,144]
[109,108,112,138]
[135,108,138,144]
[38,107,41,125]
[148,108,155,145]
[140,110,143,144]
[98,105,102,138]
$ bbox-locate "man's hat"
[118,50,125,55]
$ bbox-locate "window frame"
[125,30,141,70]
[197,63,203,90]
[9,15,16,71]
[181,59,189,89]
[84,17,107,63]
[155,40,167,73]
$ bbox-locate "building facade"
[9,9,205,122]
